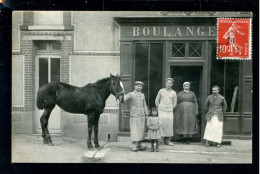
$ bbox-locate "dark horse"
[36,74,125,149]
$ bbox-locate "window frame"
[35,40,62,54]
[133,41,165,108]
[170,41,204,59]
[209,49,241,114]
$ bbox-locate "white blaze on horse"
[36,74,125,149]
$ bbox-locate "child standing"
[146,107,161,152]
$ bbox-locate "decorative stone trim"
[12,52,21,55]
[168,59,205,65]
[103,109,119,114]
[20,31,74,35]
[20,25,74,31]
[72,52,120,56]
[12,107,25,112]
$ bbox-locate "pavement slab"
[12,134,252,163]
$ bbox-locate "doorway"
[35,55,61,134]
[170,66,203,141]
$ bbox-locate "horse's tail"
[36,90,44,110]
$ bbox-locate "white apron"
[158,109,174,137]
[203,114,223,143]
[129,116,145,142]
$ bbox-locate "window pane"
[172,43,185,57]
[210,43,239,112]
[39,58,48,87]
[149,43,163,108]
[210,43,225,94]
[225,61,239,112]
[135,43,149,104]
[51,41,61,50]
[51,58,60,82]
[189,43,202,57]
[35,41,48,50]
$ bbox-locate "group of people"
[123,78,227,152]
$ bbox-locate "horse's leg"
[40,113,46,140]
[41,106,54,146]
[87,113,95,149]
[94,113,101,149]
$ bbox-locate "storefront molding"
[241,112,252,116]
[224,112,240,117]
[168,60,205,65]
[114,12,252,24]
[22,35,72,41]
[72,51,120,56]
[120,37,216,41]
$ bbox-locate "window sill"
[28,25,66,30]
[20,25,74,31]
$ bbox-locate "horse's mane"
[94,77,110,84]
[91,77,111,88]
[83,76,120,88]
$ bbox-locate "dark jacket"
[204,94,227,121]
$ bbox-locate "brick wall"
[20,35,35,111]
[61,34,73,83]
[23,11,33,26]
[63,11,71,26]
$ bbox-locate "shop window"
[135,43,163,108]
[189,43,202,57]
[210,44,240,112]
[35,41,61,52]
[172,43,185,57]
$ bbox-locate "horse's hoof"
[48,142,54,146]
[95,144,101,149]
[87,143,94,149]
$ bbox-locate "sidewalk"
[12,134,252,163]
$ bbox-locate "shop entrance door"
[170,66,203,141]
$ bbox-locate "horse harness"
[110,79,125,100]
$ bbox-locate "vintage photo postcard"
[11,11,253,163]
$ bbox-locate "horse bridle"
[110,79,125,99]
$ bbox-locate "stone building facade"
[12,11,252,142]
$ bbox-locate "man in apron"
[124,81,149,152]
[203,85,227,147]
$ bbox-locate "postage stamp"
[217,18,252,60]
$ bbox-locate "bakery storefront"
[12,12,252,142]
[115,17,252,140]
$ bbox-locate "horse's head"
[110,73,125,103]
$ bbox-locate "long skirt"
[203,115,223,143]
[174,102,197,135]
[158,109,174,137]
[129,116,145,142]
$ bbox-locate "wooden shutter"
[240,60,253,135]
[119,42,133,132]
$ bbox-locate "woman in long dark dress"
[174,82,198,144]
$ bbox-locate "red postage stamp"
[217,18,252,60]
